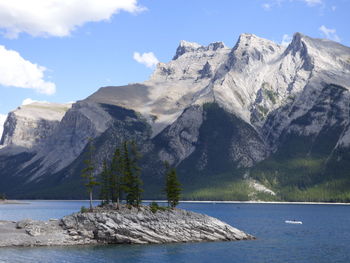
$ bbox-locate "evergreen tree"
[110,147,123,209]
[99,160,110,205]
[0,193,6,200]
[81,139,99,210]
[121,141,143,207]
[122,141,134,206]
[130,141,143,207]
[164,162,181,208]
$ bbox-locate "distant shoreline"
[7,199,350,205]
[177,200,350,205]
[0,200,29,205]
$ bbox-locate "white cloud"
[262,0,323,9]
[0,45,56,95]
[319,25,341,42]
[262,3,271,10]
[22,98,49,105]
[133,52,159,68]
[281,34,292,46]
[0,113,7,139]
[22,98,37,105]
[303,0,322,6]
[0,0,145,38]
[331,5,336,11]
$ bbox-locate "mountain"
[1,102,72,151]
[1,32,350,201]
[0,114,6,140]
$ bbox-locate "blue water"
[0,201,349,263]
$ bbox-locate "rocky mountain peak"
[172,40,203,60]
[172,40,227,60]
[228,33,283,70]
[235,33,258,44]
[207,41,226,51]
[286,32,309,54]
[283,32,314,71]
[234,33,279,49]
[285,32,350,88]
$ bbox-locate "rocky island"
[0,205,254,247]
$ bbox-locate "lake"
[0,201,349,263]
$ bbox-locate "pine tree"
[130,141,143,207]
[164,162,181,208]
[0,193,6,200]
[81,139,99,210]
[99,160,110,205]
[121,141,143,207]
[122,141,134,206]
[110,147,123,209]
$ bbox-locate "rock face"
[0,219,78,247]
[0,207,253,247]
[0,102,71,153]
[0,33,350,201]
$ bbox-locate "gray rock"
[0,206,254,247]
[157,105,203,166]
[0,102,71,151]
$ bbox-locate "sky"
[0,0,349,135]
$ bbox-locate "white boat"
[285,220,302,224]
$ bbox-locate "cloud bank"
[0,45,55,95]
[0,0,144,38]
[133,52,159,68]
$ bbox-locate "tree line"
[0,193,6,200]
[81,139,181,210]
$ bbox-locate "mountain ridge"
[1,32,350,201]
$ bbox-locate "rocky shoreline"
[0,205,254,247]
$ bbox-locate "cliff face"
[1,33,350,201]
[0,102,71,152]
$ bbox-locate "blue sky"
[0,0,349,125]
